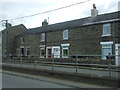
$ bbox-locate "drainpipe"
[45,32,47,58]
[113,21,115,64]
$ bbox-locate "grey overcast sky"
[0,0,119,30]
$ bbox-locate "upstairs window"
[102,24,111,36]
[63,30,68,40]
[40,33,45,42]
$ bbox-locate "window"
[52,46,60,58]
[21,37,25,43]
[100,42,113,59]
[25,48,30,56]
[21,48,25,56]
[61,44,70,58]
[40,47,45,58]
[63,30,68,40]
[102,24,111,36]
[40,33,45,42]
[26,48,29,56]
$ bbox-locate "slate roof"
[18,11,120,36]
[2,24,27,32]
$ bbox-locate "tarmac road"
[2,71,111,88]
[2,72,73,88]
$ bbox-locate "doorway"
[46,47,52,58]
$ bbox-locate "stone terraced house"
[2,5,120,66]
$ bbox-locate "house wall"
[69,24,102,55]
[14,21,120,58]
[8,26,26,55]
[47,31,63,46]
[15,34,40,56]
[2,24,27,57]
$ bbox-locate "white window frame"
[40,47,45,58]
[61,44,70,58]
[100,42,113,59]
[52,46,60,58]
[102,23,111,37]
[63,30,68,40]
[40,33,45,42]
[25,48,30,57]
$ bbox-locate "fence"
[2,53,120,78]
[2,54,116,64]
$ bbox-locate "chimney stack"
[42,19,48,26]
[91,4,98,17]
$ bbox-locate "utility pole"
[2,20,8,29]
[2,20,8,58]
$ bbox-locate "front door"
[48,49,52,58]
[46,47,52,58]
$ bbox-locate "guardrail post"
[34,55,36,69]
[76,52,78,73]
[52,53,54,71]
[20,53,22,68]
[9,53,11,66]
[108,58,112,78]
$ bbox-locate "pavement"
[2,62,120,78]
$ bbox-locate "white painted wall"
[115,44,120,66]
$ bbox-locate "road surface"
[2,71,111,88]
[2,72,73,88]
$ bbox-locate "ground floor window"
[40,47,45,58]
[25,48,30,56]
[100,42,113,59]
[61,44,70,58]
[52,46,60,58]
[21,48,25,56]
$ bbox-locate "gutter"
[83,19,120,26]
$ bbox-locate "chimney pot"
[91,4,98,17]
[42,19,48,26]
[93,4,96,9]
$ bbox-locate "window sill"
[40,40,45,42]
[39,57,45,58]
[102,34,111,37]
[63,39,68,41]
